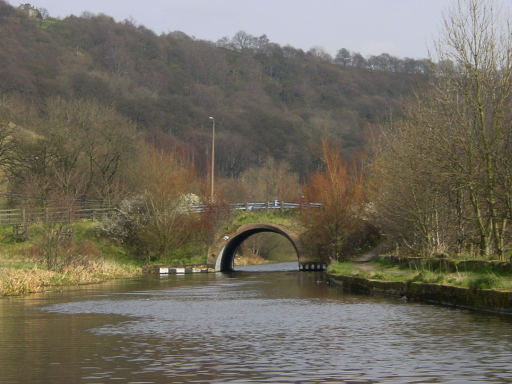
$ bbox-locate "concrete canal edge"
[143,265,213,274]
[327,274,512,316]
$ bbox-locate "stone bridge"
[207,222,327,272]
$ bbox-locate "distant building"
[18,3,42,19]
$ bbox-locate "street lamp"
[208,116,215,202]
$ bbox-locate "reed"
[0,260,142,296]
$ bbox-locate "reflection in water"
[1,262,512,383]
[234,261,300,272]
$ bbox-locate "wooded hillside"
[0,1,427,179]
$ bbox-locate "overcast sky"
[8,0,450,59]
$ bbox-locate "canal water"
[1,262,512,383]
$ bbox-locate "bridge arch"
[207,223,307,272]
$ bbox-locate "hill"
[0,1,427,179]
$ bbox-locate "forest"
[0,0,427,183]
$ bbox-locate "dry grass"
[234,254,270,266]
[0,268,55,295]
[0,259,142,296]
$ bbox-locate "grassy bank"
[328,258,512,291]
[0,221,143,296]
[0,261,141,296]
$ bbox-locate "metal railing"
[228,201,321,211]
[189,201,321,212]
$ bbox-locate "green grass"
[0,259,37,270]
[505,248,512,262]
[156,242,207,265]
[224,210,303,233]
[328,258,512,291]
[463,273,510,290]
[327,260,416,282]
[0,221,145,295]
[0,225,39,270]
[410,270,446,284]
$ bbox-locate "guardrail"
[189,201,321,212]
[226,201,321,211]
[0,201,321,226]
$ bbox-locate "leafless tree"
[370,0,512,259]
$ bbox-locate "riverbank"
[0,261,141,296]
[0,221,144,296]
[327,259,512,315]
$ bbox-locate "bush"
[97,194,201,263]
[97,195,145,244]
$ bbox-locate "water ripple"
[4,263,512,383]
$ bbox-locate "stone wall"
[328,274,512,315]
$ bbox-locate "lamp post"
[208,116,215,202]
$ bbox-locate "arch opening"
[212,224,304,272]
[234,232,297,267]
